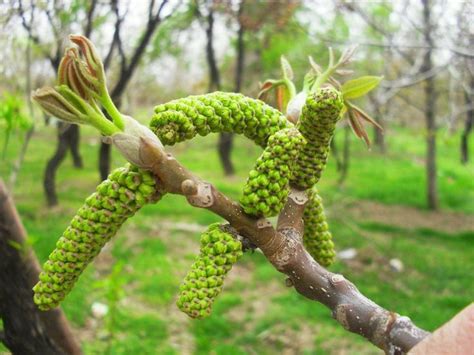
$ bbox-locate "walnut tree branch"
[137,137,430,354]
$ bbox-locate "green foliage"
[93,261,127,351]
[148,3,196,60]
[0,92,31,157]
[341,76,384,100]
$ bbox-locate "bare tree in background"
[195,0,247,176]
[458,3,474,164]
[217,0,247,176]
[17,0,90,206]
[338,0,471,209]
[421,0,438,210]
[198,0,237,176]
[461,72,473,164]
[15,0,179,206]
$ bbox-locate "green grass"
[0,121,472,354]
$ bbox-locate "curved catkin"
[33,164,161,310]
[303,188,335,267]
[151,92,292,147]
[240,127,305,217]
[177,224,243,319]
[291,87,344,190]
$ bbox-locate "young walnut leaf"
[280,56,294,81]
[341,76,383,100]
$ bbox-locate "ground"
[0,119,473,354]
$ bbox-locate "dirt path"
[345,200,473,234]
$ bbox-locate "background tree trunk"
[369,95,386,153]
[422,0,439,210]
[203,5,236,176]
[217,1,246,176]
[460,75,473,164]
[0,180,81,354]
[338,125,351,185]
[44,123,81,206]
[98,8,168,180]
[41,48,85,206]
[69,125,83,169]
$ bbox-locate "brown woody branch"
[0,180,81,354]
[136,138,429,354]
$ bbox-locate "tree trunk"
[217,6,246,177]
[338,125,351,185]
[373,121,385,152]
[69,124,83,169]
[330,138,342,171]
[98,16,164,180]
[204,5,236,176]
[370,99,386,153]
[0,180,81,355]
[99,140,111,181]
[43,123,80,207]
[218,133,235,176]
[460,76,473,164]
[422,0,439,210]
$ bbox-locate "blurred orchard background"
[0,0,473,354]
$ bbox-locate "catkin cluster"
[33,164,160,310]
[177,224,243,319]
[292,87,344,189]
[303,188,335,267]
[151,92,291,147]
[240,127,304,217]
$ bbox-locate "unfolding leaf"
[348,108,371,147]
[280,56,294,81]
[308,56,322,74]
[335,69,354,76]
[303,68,317,92]
[257,79,281,100]
[338,45,358,66]
[351,104,383,131]
[341,76,383,100]
[276,85,291,113]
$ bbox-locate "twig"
[137,138,430,354]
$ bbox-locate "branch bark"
[0,180,81,354]
[135,138,430,354]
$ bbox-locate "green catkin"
[33,164,161,310]
[239,127,305,217]
[303,187,335,267]
[151,92,292,147]
[177,223,243,319]
[291,87,344,190]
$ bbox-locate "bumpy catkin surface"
[240,127,304,217]
[303,187,335,267]
[34,89,344,311]
[151,92,292,147]
[292,87,344,189]
[177,224,243,319]
[33,164,161,310]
